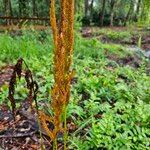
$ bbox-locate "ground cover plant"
[0,26,150,149]
[0,1,150,148]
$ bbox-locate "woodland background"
[0,0,150,26]
[0,0,150,150]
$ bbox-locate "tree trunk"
[84,0,89,17]
[124,0,134,26]
[19,0,27,17]
[110,0,116,26]
[134,0,142,22]
[90,0,94,20]
[100,0,106,26]
[110,11,114,26]
[3,0,13,25]
[4,0,12,16]
[32,0,37,17]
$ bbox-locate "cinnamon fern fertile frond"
[40,0,75,148]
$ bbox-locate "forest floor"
[0,26,150,149]
[0,64,75,150]
[82,26,150,51]
[0,25,49,31]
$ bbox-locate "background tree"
[3,0,13,25]
[100,0,106,26]
[84,0,89,17]
[109,0,121,26]
[0,0,150,26]
[140,0,150,23]
[19,0,28,17]
[134,0,142,22]
[3,0,13,17]
[89,0,94,20]
[32,0,37,17]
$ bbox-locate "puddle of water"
[127,45,150,58]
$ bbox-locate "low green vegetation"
[91,27,139,43]
[0,30,150,149]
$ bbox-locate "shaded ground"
[0,65,14,88]
[0,25,49,31]
[81,27,150,51]
[0,64,52,149]
[0,26,149,149]
[0,103,53,150]
[0,65,76,150]
[0,100,76,150]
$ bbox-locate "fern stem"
[53,138,58,150]
[64,106,67,150]
[34,99,45,149]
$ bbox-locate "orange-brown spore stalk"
[40,0,74,141]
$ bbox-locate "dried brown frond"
[8,58,23,118]
[25,70,32,88]
[8,58,39,119]
[15,58,23,80]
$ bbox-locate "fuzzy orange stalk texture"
[40,0,74,142]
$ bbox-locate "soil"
[0,26,149,149]
[81,27,150,51]
[0,25,49,31]
[0,65,76,150]
[0,103,53,150]
[0,65,14,88]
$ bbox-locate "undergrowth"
[90,27,141,43]
[0,30,150,149]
